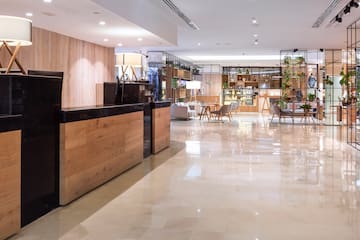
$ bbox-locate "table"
[199,104,218,120]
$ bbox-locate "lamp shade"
[116,53,142,67]
[0,15,32,46]
[115,53,124,66]
[124,53,142,67]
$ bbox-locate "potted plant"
[339,70,355,105]
[299,103,312,114]
[308,93,316,102]
[324,75,333,85]
[283,56,291,65]
[296,56,305,65]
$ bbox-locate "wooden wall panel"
[152,107,170,153]
[59,112,144,205]
[201,73,222,97]
[0,27,115,108]
[0,130,21,240]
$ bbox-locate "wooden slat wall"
[0,27,115,108]
[152,107,170,153]
[59,112,144,205]
[0,130,21,240]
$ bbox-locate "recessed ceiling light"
[103,38,109,42]
[99,21,106,26]
[137,37,143,41]
[43,0,52,2]
[254,39,259,45]
[253,34,258,38]
[252,17,257,24]
[197,42,201,46]
[117,43,123,47]
[25,12,33,17]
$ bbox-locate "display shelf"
[223,87,258,112]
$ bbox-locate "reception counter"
[151,101,171,154]
[0,115,22,240]
[59,104,144,205]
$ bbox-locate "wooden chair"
[210,105,231,121]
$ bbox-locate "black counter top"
[150,101,171,109]
[0,114,22,132]
[61,103,144,123]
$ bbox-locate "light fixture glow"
[253,33,258,38]
[254,39,259,45]
[43,0,52,2]
[99,21,106,25]
[137,37,143,41]
[197,42,201,46]
[117,43,123,47]
[251,17,257,24]
[187,55,281,61]
[25,13,33,17]
[103,38,109,42]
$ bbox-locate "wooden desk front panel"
[60,112,144,205]
[0,130,21,240]
[152,107,170,154]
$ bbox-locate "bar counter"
[59,104,144,205]
[151,101,171,153]
[0,115,22,240]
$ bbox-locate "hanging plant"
[295,56,305,65]
[324,76,333,85]
[283,56,291,65]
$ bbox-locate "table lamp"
[115,53,142,81]
[0,15,32,74]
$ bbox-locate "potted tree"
[299,103,312,115]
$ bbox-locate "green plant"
[340,70,356,105]
[339,71,355,86]
[299,103,312,111]
[296,56,305,65]
[283,56,291,65]
[308,93,316,102]
[324,76,333,85]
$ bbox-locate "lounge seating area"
[170,100,237,122]
[270,101,321,123]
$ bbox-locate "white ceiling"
[0,0,173,48]
[1,0,360,65]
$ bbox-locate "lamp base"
[0,41,26,74]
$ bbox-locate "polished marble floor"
[11,113,360,240]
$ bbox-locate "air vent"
[162,0,200,30]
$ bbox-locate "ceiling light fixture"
[335,15,342,23]
[137,37,143,42]
[253,34,258,38]
[197,42,201,46]
[99,21,106,25]
[162,0,200,30]
[117,43,123,47]
[25,13,33,17]
[187,55,281,61]
[312,0,343,28]
[344,5,351,14]
[103,38,109,42]
[43,0,52,2]
[251,17,257,24]
[350,0,359,7]
[254,39,259,45]
[329,0,359,25]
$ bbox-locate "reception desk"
[59,104,144,205]
[151,101,171,154]
[0,115,21,240]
